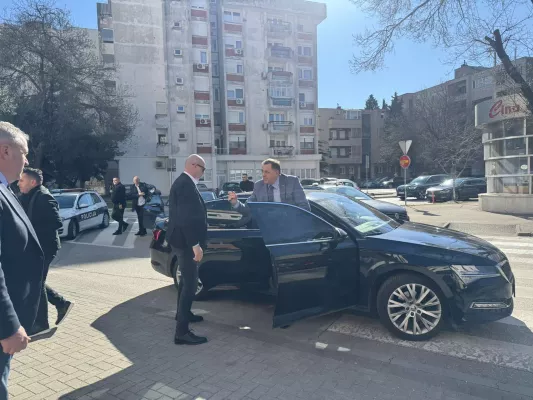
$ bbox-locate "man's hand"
[192,245,203,263]
[0,326,30,355]
[119,204,123,210]
[227,191,238,206]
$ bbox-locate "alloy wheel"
[387,283,442,336]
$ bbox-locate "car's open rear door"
[248,202,359,328]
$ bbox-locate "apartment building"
[96,0,326,194]
[318,106,384,181]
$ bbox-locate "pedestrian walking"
[0,122,45,400]
[17,168,75,333]
[167,154,208,345]
[132,176,148,236]
[111,177,129,235]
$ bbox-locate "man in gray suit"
[228,158,310,212]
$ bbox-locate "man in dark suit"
[167,154,208,345]
[132,176,149,236]
[239,173,254,192]
[0,122,45,399]
[18,168,74,333]
[228,158,310,213]
[111,177,129,235]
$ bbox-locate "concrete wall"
[480,193,533,215]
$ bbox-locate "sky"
[0,0,460,109]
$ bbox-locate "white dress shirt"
[135,184,146,206]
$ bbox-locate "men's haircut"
[23,167,43,184]
[262,158,281,172]
[0,121,29,149]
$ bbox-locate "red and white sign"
[489,99,521,119]
[476,95,528,126]
[399,155,411,169]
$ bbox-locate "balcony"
[297,31,314,41]
[228,123,246,132]
[194,91,210,103]
[267,21,292,37]
[193,63,209,73]
[156,143,170,157]
[270,98,294,108]
[225,48,244,58]
[197,146,212,154]
[228,147,246,155]
[267,46,293,60]
[299,101,315,110]
[155,115,169,128]
[298,79,315,88]
[226,73,244,82]
[224,23,242,33]
[227,99,245,107]
[300,126,315,134]
[191,9,208,20]
[192,35,208,47]
[270,146,294,158]
[269,71,293,83]
[300,148,315,155]
[298,55,313,65]
[269,121,294,134]
[195,118,212,128]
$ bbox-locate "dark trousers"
[173,247,198,336]
[135,205,146,233]
[0,352,12,400]
[112,205,125,232]
[35,256,66,329]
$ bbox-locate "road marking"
[315,342,328,350]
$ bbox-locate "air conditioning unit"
[176,77,184,85]
[262,123,269,130]
[236,99,244,105]
[197,63,206,70]
[261,72,268,79]
[178,133,188,141]
[174,49,183,56]
[154,160,166,169]
[200,118,208,125]
[173,22,182,29]
[235,49,243,55]
[177,106,185,113]
[300,102,306,108]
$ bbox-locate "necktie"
[267,184,274,202]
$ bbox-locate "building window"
[224,11,241,23]
[349,166,355,175]
[340,166,346,175]
[299,93,306,102]
[229,135,246,151]
[345,110,361,120]
[298,68,313,80]
[227,88,243,99]
[200,51,207,64]
[235,40,242,49]
[212,63,219,76]
[210,22,216,31]
[102,54,115,64]
[191,0,206,9]
[300,138,314,149]
[297,24,304,32]
[303,117,313,126]
[270,85,291,97]
[298,46,312,56]
[268,66,284,72]
[212,38,217,51]
[101,28,114,43]
[236,64,243,74]
[195,113,210,119]
[269,113,285,122]
[228,111,245,124]
[214,88,219,101]
[214,112,221,125]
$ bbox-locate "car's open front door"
[248,202,359,328]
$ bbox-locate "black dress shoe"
[56,301,75,325]
[174,331,208,345]
[113,230,122,235]
[134,231,141,236]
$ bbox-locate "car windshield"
[148,194,162,204]
[200,191,216,201]
[410,176,428,184]
[222,182,240,191]
[310,192,399,237]
[322,186,371,200]
[440,178,466,187]
[54,195,76,209]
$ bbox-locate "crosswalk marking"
[66,218,150,249]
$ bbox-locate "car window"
[251,203,337,245]
[410,176,428,184]
[205,199,232,211]
[90,193,102,204]
[200,191,216,201]
[311,192,399,237]
[427,176,443,184]
[54,195,76,209]
[222,182,241,191]
[78,194,93,208]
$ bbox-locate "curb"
[442,221,533,237]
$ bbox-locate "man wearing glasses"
[166,154,208,345]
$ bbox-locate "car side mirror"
[334,227,348,242]
[78,204,89,209]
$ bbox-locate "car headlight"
[451,265,503,285]
[441,188,452,193]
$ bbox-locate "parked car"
[123,183,157,201]
[381,177,406,189]
[218,182,242,197]
[322,179,359,189]
[300,178,320,186]
[426,178,487,202]
[318,185,409,223]
[150,191,515,341]
[196,183,209,190]
[52,189,110,239]
[396,174,451,200]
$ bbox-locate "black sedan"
[316,185,409,223]
[150,192,514,341]
[396,174,450,200]
[426,178,487,202]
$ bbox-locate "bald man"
[132,176,148,236]
[166,155,208,345]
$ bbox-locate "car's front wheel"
[100,211,110,229]
[377,273,445,341]
[172,263,209,300]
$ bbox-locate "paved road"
[8,220,533,399]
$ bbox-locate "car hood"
[58,208,76,220]
[367,222,505,264]
[427,185,452,192]
[360,199,406,214]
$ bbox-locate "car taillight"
[153,229,162,241]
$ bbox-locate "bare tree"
[349,0,533,114]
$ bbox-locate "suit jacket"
[131,182,150,210]
[166,173,207,252]
[111,183,127,207]
[0,184,45,340]
[235,174,310,215]
[20,185,62,263]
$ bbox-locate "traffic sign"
[400,155,411,169]
[399,140,412,155]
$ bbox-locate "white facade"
[97,0,326,194]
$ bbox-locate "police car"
[51,189,110,239]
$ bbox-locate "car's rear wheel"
[171,262,209,300]
[67,220,79,240]
[100,211,110,229]
[377,273,445,341]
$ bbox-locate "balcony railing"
[269,71,293,83]
[300,148,315,155]
[267,21,292,37]
[270,146,294,157]
[216,147,247,155]
[299,101,315,110]
[270,98,293,108]
[269,84,294,99]
[268,46,293,60]
[195,118,212,128]
[269,121,294,134]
